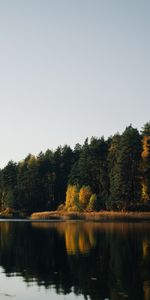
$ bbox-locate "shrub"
[87,194,97,211]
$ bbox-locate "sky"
[0,0,150,167]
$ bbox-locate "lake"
[0,220,150,300]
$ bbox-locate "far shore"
[30,211,150,222]
[1,209,150,222]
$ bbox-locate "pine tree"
[109,126,142,209]
[141,122,150,201]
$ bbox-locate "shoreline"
[30,211,150,222]
[1,210,150,222]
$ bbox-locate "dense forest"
[0,122,150,214]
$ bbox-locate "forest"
[0,122,149,214]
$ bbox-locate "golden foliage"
[142,136,150,159]
[142,181,149,202]
[65,185,79,210]
[87,194,97,211]
[65,185,97,212]
[79,186,92,209]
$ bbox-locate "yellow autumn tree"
[79,186,92,210]
[65,185,79,211]
[87,194,97,211]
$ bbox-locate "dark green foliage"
[141,123,150,201]
[69,137,109,203]
[0,122,149,213]
[141,121,150,136]
[53,145,74,208]
[109,126,142,209]
[0,161,17,209]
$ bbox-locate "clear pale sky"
[0,0,150,167]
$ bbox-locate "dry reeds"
[30,211,150,222]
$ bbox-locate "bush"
[87,194,97,211]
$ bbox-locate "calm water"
[0,221,150,300]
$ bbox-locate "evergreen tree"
[109,126,142,209]
[1,161,17,209]
[108,134,121,209]
[141,122,150,201]
[69,137,109,201]
[53,145,74,208]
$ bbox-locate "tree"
[53,145,74,207]
[87,194,98,211]
[0,161,18,209]
[68,137,109,202]
[79,186,92,210]
[141,122,150,201]
[108,134,121,209]
[37,150,55,210]
[141,121,150,136]
[65,185,79,211]
[109,126,142,209]
[16,155,39,212]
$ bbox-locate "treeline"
[0,122,150,213]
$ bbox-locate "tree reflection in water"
[0,221,150,300]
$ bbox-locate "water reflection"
[0,221,150,300]
[32,222,97,254]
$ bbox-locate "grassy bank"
[1,208,150,222]
[30,211,150,222]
